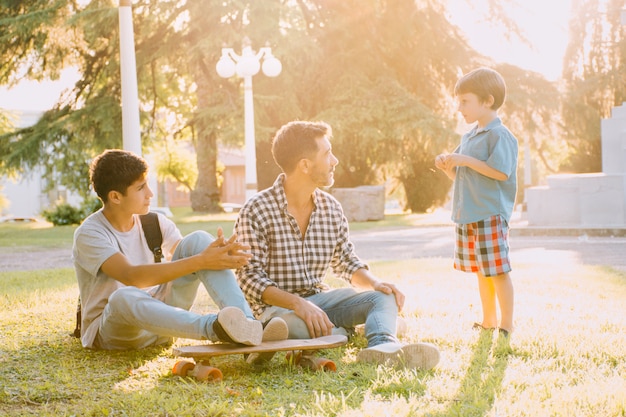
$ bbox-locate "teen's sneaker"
[356,342,440,370]
[212,306,262,346]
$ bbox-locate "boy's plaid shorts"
[454,215,512,277]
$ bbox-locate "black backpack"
[71,212,163,338]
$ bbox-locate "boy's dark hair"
[272,121,332,173]
[454,67,506,110]
[90,149,148,203]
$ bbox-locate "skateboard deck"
[172,335,347,382]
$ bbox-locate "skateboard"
[172,335,347,382]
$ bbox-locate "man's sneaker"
[246,317,290,366]
[356,342,440,370]
[212,306,262,346]
[262,317,289,342]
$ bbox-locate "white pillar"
[243,75,257,200]
[118,0,142,156]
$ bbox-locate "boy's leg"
[474,215,513,333]
[97,287,261,349]
[492,272,514,333]
[158,230,255,319]
[476,272,498,329]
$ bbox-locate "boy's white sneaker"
[356,342,440,370]
[213,306,263,346]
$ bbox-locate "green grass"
[1,257,625,416]
[0,209,444,249]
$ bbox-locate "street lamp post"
[118,0,142,156]
[216,40,282,201]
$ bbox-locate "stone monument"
[526,102,626,227]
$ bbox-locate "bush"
[41,196,102,226]
[42,203,84,226]
[80,196,102,216]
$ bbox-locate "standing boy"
[73,149,287,350]
[234,120,440,369]
[435,67,518,337]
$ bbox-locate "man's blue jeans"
[96,231,254,350]
[257,287,399,347]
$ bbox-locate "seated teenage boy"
[73,149,287,350]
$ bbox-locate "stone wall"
[526,102,626,227]
[330,185,385,222]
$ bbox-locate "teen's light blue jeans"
[257,287,399,347]
[96,231,254,350]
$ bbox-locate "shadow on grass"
[432,330,510,416]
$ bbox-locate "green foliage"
[41,202,84,226]
[80,194,102,216]
[1,0,568,214]
[40,196,101,226]
[153,143,198,192]
[494,63,564,201]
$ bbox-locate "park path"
[1,225,625,273]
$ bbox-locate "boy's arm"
[101,231,251,288]
[443,153,507,181]
[435,153,457,180]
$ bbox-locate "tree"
[0,0,244,210]
[269,0,475,211]
[494,63,563,202]
[0,0,563,214]
[561,0,626,173]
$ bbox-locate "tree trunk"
[190,69,221,213]
[187,0,222,213]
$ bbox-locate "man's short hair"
[90,149,148,203]
[272,121,332,173]
[454,67,506,110]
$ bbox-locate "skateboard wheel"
[172,360,195,377]
[192,364,223,382]
[302,356,337,372]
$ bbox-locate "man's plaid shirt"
[234,174,368,317]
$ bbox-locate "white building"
[1,109,83,220]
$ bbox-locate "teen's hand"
[200,228,251,269]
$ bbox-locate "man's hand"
[352,269,406,312]
[293,299,334,339]
[373,281,405,312]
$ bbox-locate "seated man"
[73,149,287,351]
[234,121,440,369]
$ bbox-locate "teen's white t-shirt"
[72,210,182,348]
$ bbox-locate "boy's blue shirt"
[451,117,519,224]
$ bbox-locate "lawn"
[0,213,625,416]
